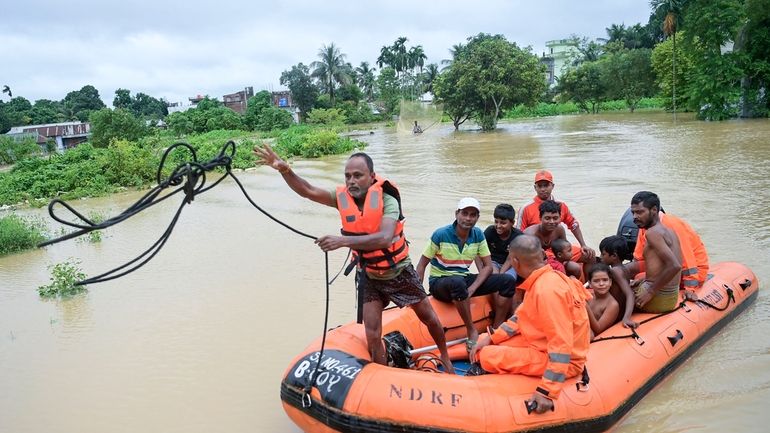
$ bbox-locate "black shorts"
[361,264,427,308]
[429,273,516,302]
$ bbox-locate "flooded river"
[1,112,769,432]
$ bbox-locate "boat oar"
[408,337,468,356]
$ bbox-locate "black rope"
[37,140,343,406]
[591,288,735,344]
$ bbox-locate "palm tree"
[377,45,394,70]
[440,43,465,70]
[310,43,351,106]
[355,62,376,101]
[651,0,685,119]
[2,85,11,98]
[422,63,440,94]
[392,37,409,78]
[408,45,427,74]
[606,23,627,44]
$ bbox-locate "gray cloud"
[2,0,651,105]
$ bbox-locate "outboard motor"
[616,208,638,262]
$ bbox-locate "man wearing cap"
[416,198,517,352]
[254,144,455,373]
[517,170,593,260]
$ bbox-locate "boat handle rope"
[591,286,735,344]
[37,140,345,408]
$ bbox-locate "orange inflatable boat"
[281,262,758,432]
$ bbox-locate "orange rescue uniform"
[478,265,591,400]
[633,213,709,289]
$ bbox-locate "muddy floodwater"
[1,112,769,432]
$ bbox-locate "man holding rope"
[254,144,454,374]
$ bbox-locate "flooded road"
[1,112,769,432]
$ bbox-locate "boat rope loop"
[37,140,341,408]
[591,287,736,344]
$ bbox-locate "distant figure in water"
[413,121,423,134]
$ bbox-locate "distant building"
[224,87,254,114]
[4,121,90,151]
[271,90,293,108]
[271,90,299,123]
[542,39,580,86]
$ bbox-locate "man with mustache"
[254,144,454,373]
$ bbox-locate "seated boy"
[598,235,638,328]
[481,204,522,278]
[586,263,620,338]
[550,238,586,281]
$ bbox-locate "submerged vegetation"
[0,214,47,256]
[37,259,88,298]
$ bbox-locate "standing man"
[469,235,591,414]
[416,198,516,353]
[254,144,454,373]
[517,170,594,260]
[625,191,683,313]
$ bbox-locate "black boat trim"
[280,288,757,433]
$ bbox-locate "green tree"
[651,34,694,111]
[256,107,293,131]
[601,48,656,112]
[280,63,319,122]
[681,0,745,120]
[243,90,272,130]
[1,97,33,128]
[355,62,377,101]
[63,85,106,121]
[88,108,147,147]
[375,67,400,115]
[651,0,687,117]
[433,66,476,129]
[30,99,63,124]
[113,88,133,109]
[422,63,440,94]
[740,0,770,117]
[311,43,351,106]
[558,62,607,113]
[204,106,244,131]
[436,33,546,130]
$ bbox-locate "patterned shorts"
[362,264,427,308]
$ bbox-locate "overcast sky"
[3,0,652,106]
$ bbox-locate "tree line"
[2,0,768,137]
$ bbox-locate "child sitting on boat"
[586,263,619,337]
[550,238,585,281]
[598,235,638,329]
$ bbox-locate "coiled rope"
[38,140,338,406]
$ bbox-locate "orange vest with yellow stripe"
[336,176,409,277]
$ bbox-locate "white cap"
[457,197,481,212]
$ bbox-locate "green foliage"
[204,107,245,131]
[95,139,158,187]
[504,98,665,119]
[274,125,364,158]
[30,99,64,124]
[0,135,40,164]
[280,63,319,121]
[600,48,656,112]
[651,34,694,111]
[0,97,33,130]
[0,214,47,256]
[434,33,546,130]
[38,259,88,298]
[311,43,352,106]
[256,107,294,131]
[113,89,168,119]
[557,62,607,113]
[339,101,377,124]
[375,67,401,115]
[62,85,106,122]
[307,108,347,126]
[89,108,148,147]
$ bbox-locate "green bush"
[0,136,40,164]
[274,125,364,159]
[257,107,294,131]
[307,108,347,126]
[38,259,88,298]
[89,108,148,148]
[0,214,48,255]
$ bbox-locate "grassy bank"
[505,98,665,119]
[0,125,365,207]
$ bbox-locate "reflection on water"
[1,112,769,433]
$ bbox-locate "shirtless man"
[627,191,683,313]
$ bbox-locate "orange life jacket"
[336,176,409,277]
